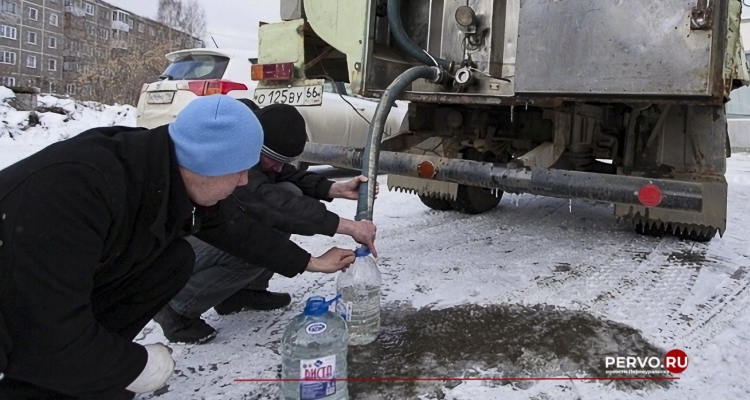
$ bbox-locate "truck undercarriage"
[254,0,750,241]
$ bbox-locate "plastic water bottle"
[281,295,349,400]
[336,246,382,345]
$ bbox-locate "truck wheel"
[418,194,454,211]
[450,185,502,214]
[449,148,502,214]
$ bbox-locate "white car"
[136,48,409,162]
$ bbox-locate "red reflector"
[182,80,248,96]
[638,183,663,207]
[251,62,294,81]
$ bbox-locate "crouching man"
[154,103,379,344]
[0,95,354,400]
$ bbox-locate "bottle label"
[336,299,352,322]
[306,322,327,335]
[300,355,336,399]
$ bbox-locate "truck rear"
[252,0,749,241]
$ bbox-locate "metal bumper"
[300,143,705,213]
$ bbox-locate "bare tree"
[180,0,207,40]
[73,39,182,106]
[157,0,183,29]
[157,0,206,42]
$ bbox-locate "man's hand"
[337,218,378,257]
[329,175,379,200]
[306,247,356,273]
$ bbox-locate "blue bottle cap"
[303,294,341,316]
[354,246,371,258]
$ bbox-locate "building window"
[28,7,37,20]
[26,55,36,68]
[1,1,16,14]
[48,58,56,71]
[1,51,16,65]
[50,13,58,26]
[149,26,155,36]
[27,31,37,44]
[0,25,17,39]
[2,76,15,87]
[100,28,107,39]
[84,2,93,15]
[87,24,94,36]
[66,83,75,94]
[138,23,144,33]
[83,64,90,74]
[48,36,57,48]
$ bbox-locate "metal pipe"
[302,143,705,213]
[356,66,442,221]
[388,0,452,70]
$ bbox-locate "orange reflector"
[417,161,437,179]
[637,183,662,207]
[250,62,294,81]
[251,64,264,81]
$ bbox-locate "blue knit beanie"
[168,95,263,176]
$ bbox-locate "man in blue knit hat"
[0,95,355,400]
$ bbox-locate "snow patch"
[0,91,136,170]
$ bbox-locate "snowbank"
[0,87,137,170]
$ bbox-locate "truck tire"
[418,194,454,211]
[449,148,502,214]
[450,185,502,214]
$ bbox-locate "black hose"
[355,66,442,221]
[387,0,451,70]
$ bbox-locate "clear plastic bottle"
[336,246,382,346]
[281,295,349,400]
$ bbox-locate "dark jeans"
[0,238,195,400]
[168,182,302,319]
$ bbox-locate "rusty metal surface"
[514,0,720,97]
[301,142,705,212]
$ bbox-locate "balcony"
[63,49,81,58]
[110,39,128,50]
[64,5,85,17]
[111,20,129,32]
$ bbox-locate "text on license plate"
[147,91,175,104]
[253,85,323,107]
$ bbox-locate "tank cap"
[303,294,341,316]
[354,246,371,258]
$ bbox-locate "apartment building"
[62,0,203,101]
[0,0,65,92]
[0,0,202,102]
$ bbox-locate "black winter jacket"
[230,164,340,237]
[0,126,310,397]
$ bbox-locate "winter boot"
[214,289,292,315]
[153,305,217,345]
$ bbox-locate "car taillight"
[178,79,248,96]
[250,62,294,81]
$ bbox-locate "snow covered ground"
[1,92,749,399]
[0,87,136,170]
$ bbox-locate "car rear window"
[161,54,229,80]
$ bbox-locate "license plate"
[147,91,175,104]
[253,85,323,107]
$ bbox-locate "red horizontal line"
[234,377,679,382]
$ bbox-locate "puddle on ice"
[347,304,673,399]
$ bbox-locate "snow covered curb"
[0,89,136,141]
[0,86,137,169]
